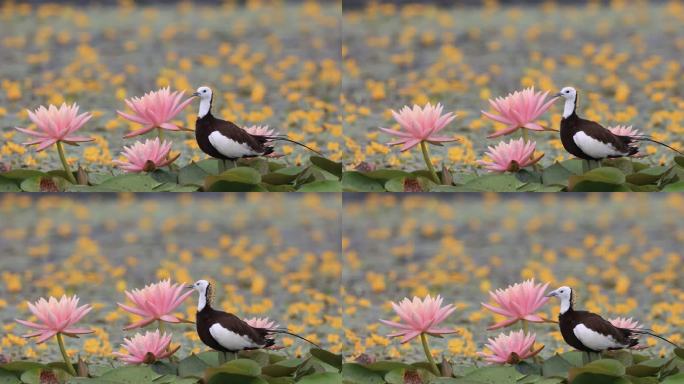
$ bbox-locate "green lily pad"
[206,359,261,377]
[310,157,342,179]
[385,176,436,192]
[461,173,526,192]
[178,162,212,186]
[341,172,385,192]
[310,349,342,370]
[296,372,342,384]
[662,373,684,384]
[261,167,304,185]
[206,374,268,384]
[205,167,264,191]
[297,180,342,192]
[569,359,625,379]
[0,169,45,180]
[570,373,630,384]
[340,364,384,384]
[178,354,210,378]
[98,366,162,383]
[542,162,574,186]
[464,365,525,383]
[362,169,412,181]
[662,181,684,191]
[20,176,71,192]
[542,354,574,378]
[261,358,303,377]
[77,173,162,192]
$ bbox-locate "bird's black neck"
[198,111,214,121]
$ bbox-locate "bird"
[192,86,321,169]
[546,286,679,363]
[555,86,682,168]
[187,280,319,361]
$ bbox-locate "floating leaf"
[463,365,524,383]
[340,364,384,384]
[310,157,342,179]
[296,372,342,384]
[297,180,342,192]
[177,354,210,378]
[206,359,261,378]
[342,172,385,192]
[662,181,684,192]
[310,349,342,371]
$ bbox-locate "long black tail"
[627,135,684,156]
[261,135,323,156]
[266,328,321,348]
[627,327,681,348]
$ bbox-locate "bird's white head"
[192,86,213,118]
[555,86,577,118]
[556,86,577,100]
[546,286,573,314]
[189,279,210,292]
[188,279,212,311]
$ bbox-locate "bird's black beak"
[186,285,194,289]
[554,92,563,98]
[545,292,556,297]
[192,92,200,97]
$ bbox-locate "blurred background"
[342,0,684,170]
[0,0,342,172]
[0,193,342,362]
[342,193,684,364]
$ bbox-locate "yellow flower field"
[0,1,342,172]
[343,1,684,171]
[0,193,342,362]
[342,193,684,362]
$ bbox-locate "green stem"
[420,333,440,376]
[522,319,528,334]
[157,127,164,141]
[56,141,76,184]
[57,333,77,376]
[420,141,440,184]
[157,320,166,334]
[521,128,529,143]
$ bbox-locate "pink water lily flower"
[113,138,178,173]
[482,87,557,138]
[245,317,280,330]
[15,295,93,344]
[244,125,279,138]
[482,279,550,330]
[243,125,282,157]
[117,87,195,138]
[608,125,641,137]
[478,138,544,172]
[609,317,647,350]
[478,330,544,364]
[609,317,641,329]
[118,279,193,330]
[113,330,179,364]
[380,102,457,152]
[15,103,94,152]
[380,294,457,343]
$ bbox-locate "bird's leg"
[582,159,589,174]
[597,159,603,168]
[218,159,226,174]
[582,351,589,365]
[218,351,227,365]
[232,160,237,169]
